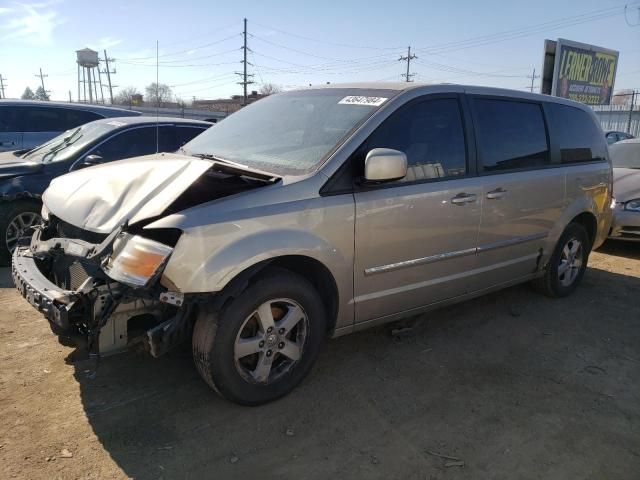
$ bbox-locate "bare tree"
[259,83,281,95]
[21,87,35,100]
[34,86,50,101]
[145,82,173,107]
[114,86,140,106]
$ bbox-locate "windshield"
[22,121,121,163]
[611,143,640,169]
[182,88,396,176]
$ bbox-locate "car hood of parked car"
[613,167,640,203]
[0,150,43,179]
[43,153,214,234]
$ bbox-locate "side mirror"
[83,154,104,166]
[364,148,407,183]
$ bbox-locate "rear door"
[0,106,23,151]
[470,96,564,286]
[353,95,481,323]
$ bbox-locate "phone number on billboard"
[567,93,601,104]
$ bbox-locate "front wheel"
[532,222,590,298]
[0,200,42,265]
[192,268,327,405]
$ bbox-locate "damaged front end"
[12,215,193,359]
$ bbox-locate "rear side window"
[64,109,103,130]
[15,106,65,132]
[472,99,549,172]
[545,103,607,163]
[364,97,467,182]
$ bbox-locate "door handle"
[486,188,507,200]
[451,193,477,205]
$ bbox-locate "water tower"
[76,48,104,103]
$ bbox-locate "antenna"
[156,40,159,153]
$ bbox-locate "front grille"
[46,216,105,289]
[54,217,108,244]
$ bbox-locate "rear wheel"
[533,222,590,297]
[192,268,327,405]
[0,200,42,265]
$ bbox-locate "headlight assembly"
[625,199,640,212]
[103,233,173,287]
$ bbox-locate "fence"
[592,104,640,137]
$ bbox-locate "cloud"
[0,2,66,45]
[88,36,124,50]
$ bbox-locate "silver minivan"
[13,83,612,405]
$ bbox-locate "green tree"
[21,87,35,100]
[34,86,50,101]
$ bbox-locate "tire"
[0,200,42,266]
[192,268,327,405]
[532,222,591,298]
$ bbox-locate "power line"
[399,46,417,82]
[124,32,241,61]
[414,3,637,55]
[251,21,404,51]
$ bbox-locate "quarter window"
[546,104,607,163]
[365,98,467,182]
[473,99,549,172]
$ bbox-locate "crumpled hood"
[43,154,213,233]
[0,151,43,179]
[613,167,640,203]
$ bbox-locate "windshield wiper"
[189,152,279,182]
[41,128,83,162]
[190,152,250,169]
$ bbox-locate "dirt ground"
[1,242,639,480]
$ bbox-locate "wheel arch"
[211,255,340,335]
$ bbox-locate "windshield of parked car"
[181,88,397,176]
[610,142,640,169]
[22,121,122,163]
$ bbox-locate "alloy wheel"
[6,212,41,252]
[557,237,583,287]
[234,298,308,384]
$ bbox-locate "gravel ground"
[1,241,639,479]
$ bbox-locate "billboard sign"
[542,39,619,105]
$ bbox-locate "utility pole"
[236,18,254,105]
[399,46,417,82]
[628,90,637,134]
[35,68,49,98]
[527,67,540,93]
[0,75,6,99]
[68,90,72,102]
[103,49,116,104]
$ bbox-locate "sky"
[0,0,639,103]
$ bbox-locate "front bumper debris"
[12,222,192,357]
[12,247,78,330]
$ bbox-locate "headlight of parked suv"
[625,199,640,212]
[103,233,173,287]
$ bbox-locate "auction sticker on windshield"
[338,96,387,106]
